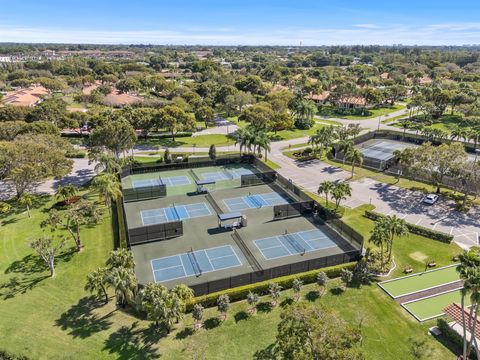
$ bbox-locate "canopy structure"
[217,212,243,228]
[195,179,216,193]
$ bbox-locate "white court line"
[203,249,216,270]
[415,218,423,225]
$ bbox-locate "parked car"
[422,194,439,205]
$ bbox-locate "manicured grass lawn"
[261,158,280,169]
[379,265,459,298]
[318,104,406,120]
[137,134,236,148]
[0,190,460,359]
[402,288,468,321]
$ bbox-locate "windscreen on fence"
[273,201,315,219]
[240,171,276,187]
[127,220,183,246]
[122,184,167,202]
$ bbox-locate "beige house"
[1,85,49,107]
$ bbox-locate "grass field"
[318,104,406,120]
[137,134,236,148]
[379,265,459,298]
[0,189,461,359]
[402,289,469,321]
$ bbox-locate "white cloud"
[0,23,478,45]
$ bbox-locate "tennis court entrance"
[254,229,337,260]
[141,202,212,225]
[223,192,290,211]
[151,245,242,283]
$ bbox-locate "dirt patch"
[409,251,428,262]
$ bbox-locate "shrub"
[0,349,30,360]
[186,262,357,311]
[364,210,453,243]
[66,150,87,158]
[294,118,315,130]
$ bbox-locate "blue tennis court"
[141,202,212,225]
[151,245,243,283]
[223,192,290,211]
[254,229,337,260]
[132,175,190,189]
[201,168,253,181]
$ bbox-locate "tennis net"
[249,195,263,208]
[205,193,222,214]
[231,229,263,272]
[283,231,306,255]
[172,203,181,220]
[187,249,202,276]
[189,169,200,181]
[224,169,235,180]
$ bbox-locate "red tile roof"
[444,303,480,340]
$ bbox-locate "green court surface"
[402,289,470,321]
[379,265,459,298]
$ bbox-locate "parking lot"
[345,178,480,249]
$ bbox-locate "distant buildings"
[0,85,49,107]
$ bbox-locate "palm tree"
[55,185,78,202]
[317,181,334,205]
[369,225,389,271]
[393,148,414,180]
[382,215,409,262]
[345,147,363,177]
[85,268,109,304]
[19,192,33,218]
[107,248,135,269]
[292,278,303,301]
[91,153,121,174]
[398,119,412,138]
[331,182,352,210]
[93,173,122,207]
[246,291,259,314]
[337,139,354,166]
[107,267,137,307]
[268,282,282,307]
[254,131,272,160]
[234,127,253,155]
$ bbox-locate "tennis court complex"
[141,202,211,225]
[223,192,290,211]
[378,264,464,321]
[358,140,412,162]
[254,229,337,260]
[151,245,242,283]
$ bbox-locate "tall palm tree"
[85,268,109,304]
[382,215,408,262]
[254,131,272,160]
[234,127,253,155]
[93,153,121,174]
[345,147,363,177]
[107,248,135,269]
[107,267,137,307]
[337,139,354,166]
[369,225,389,270]
[317,181,334,205]
[93,173,122,207]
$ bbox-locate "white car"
[423,194,439,205]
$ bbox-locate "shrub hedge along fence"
[186,262,356,311]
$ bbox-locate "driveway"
[345,178,480,249]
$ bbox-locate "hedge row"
[186,262,356,311]
[364,210,453,243]
[437,319,475,359]
[147,132,192,139]
[0,350,30,360]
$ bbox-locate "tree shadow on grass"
[175,327,194,340]
[330,287,344,296]
[1,218,19,226]
[234,310,249,323]
[253,343,277,360]
[0,274,49,300]
[305,291,320,302]
[203,317,221,330]
[103,322,162,360]
[256,302,273,313]
[280,298,294,307]
[5,248,76,276]
[55,296,114,339]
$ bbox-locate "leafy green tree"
[224,91,254,116]
[85,268,109,304]
[340,268,353,290]
[337,139,354,166]
[317,181,334,205]
[217,294,230,321]
[116,78,141,93]
[246,291,259,314]
[195,105,215,128]
[241,103,274,131]
[274,302,364,360]
[88,119,137,159]
[107,266,138,308]
[29,236,66,278]
[27,98,70,128]
[137,282,169,328]
[172,284,194,316]
[316,271,328,295]
[154,105,196,141]
[0,201,12,215]
[42,199,102,251]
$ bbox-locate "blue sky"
[0,0,479,45]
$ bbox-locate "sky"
[0,0,479,45]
